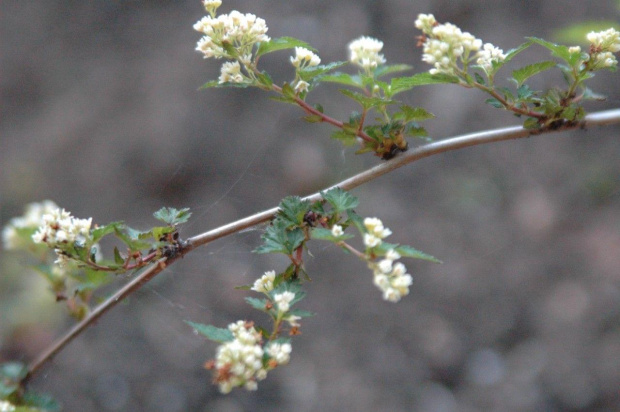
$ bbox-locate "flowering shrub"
[1,0,619,409]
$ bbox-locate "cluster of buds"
[2,200,59,250]
[208,320,291,393]
[348,36,387,72]
[362,217,392,248]
[370,249,413,303]
[251,270,302,328]
[584,28,620,70]
[194,2,270,84]
[415,13,505,77]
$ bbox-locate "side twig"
[24,108,620,384]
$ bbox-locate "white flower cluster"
[2,200,59,250]
[290,47,321,69]
[371,249,413,303]
[194,10,270,59]
[586,28,620,69]
[212,320,292,393]
[348,36,387,71]
[476,43,506,74]
[251,270,276,293]
[363,217,392,248]
[31,208,92,249]
[415,13,506,76]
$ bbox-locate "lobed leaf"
[512,61,557,86]
[153,207,191,225]
[392,105,435,123]
[322,187,359,213]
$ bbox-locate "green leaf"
[331,130,358,146]
[527,37,572,63]
[581,87,606,101]
[322,187,359,213]
[392,105,435,123]
[245,297,270,311]
[153,207,191,225]
[199,80,220,89]
[347,210,365,233]
[299,61,348,82]
[277,196,311,227]
[287,309,315,318]
[512,61,557,86]
[256,36,315,58]
[185,321,234,343]
[485,98,505,109]
[92,221,124,243]
[319,72,363,88]
[254,222,305,255]
[376,242,442,263]
[374,64,413,78]
[503,41,533,64]
[390,72,460,95]
[523,117,542,129]
[340,89,396,109]
[310,227,354,242]
[113,227,152,251]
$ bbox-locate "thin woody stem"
[23,108,620,384]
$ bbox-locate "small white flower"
[592,51,617,69]
[348,36,386,70]
[251,270,276,293]
[294,80,310,94]
[568,46,582,54]
[202,0,222,14]
[363,233,381,248]
[274,291,295,313]
[0,400,16,412]
[331,224,344,237]
[378,259,393,274]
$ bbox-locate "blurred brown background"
[1,1,620,411]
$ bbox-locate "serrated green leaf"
[581,87,606,101]
[527,37,572,63]
[393,105,435,123]
[390,72,460,95]
[347,210,365,233]
[374,64,413,78]
[299,61,348,81]
[287,309,315,318]
[512,61,557,86]
[504,41,533,64]
[185,321,234,343]
[330,130,358,146]
[319,72,363,88]
[485,98,505,109]
[394,244,442,263]
[254,223,305,255]
[340,89,396,109]
[523,117,541,129]
[153,207,191,225]
[113,227,152,251]
[256,36,315,58]
[277,196,311,227]
[92,221,124,243]
[245,297,270,311]
[199,80,220,89]
[322,187,359,213]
